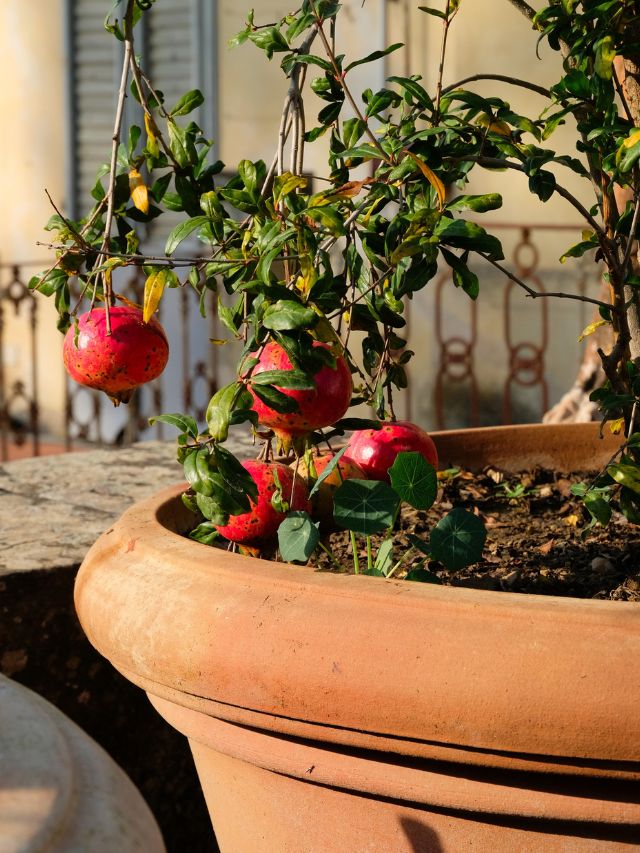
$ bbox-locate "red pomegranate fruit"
[345,420,439,483]
[63,306,169,405]
[294,451,366,526]
[248,340,352,436]
[215,459,310,545]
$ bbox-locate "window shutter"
[69,0,217,231]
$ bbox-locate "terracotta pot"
[75,423,640,851]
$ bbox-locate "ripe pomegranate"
[345,420,439,483]
[215,459,310,545]
[63,306,169,405]
[294,450,366,526]
[248,340,352,436]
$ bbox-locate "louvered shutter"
[69,0,216,233]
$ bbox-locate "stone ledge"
[0,434,256,576]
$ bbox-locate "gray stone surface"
[0,433,257,576]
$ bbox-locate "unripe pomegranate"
[215,459,310,544]
[63,306,169,405]
[248,341,352,436]
[345,420,438,483]
[294,450,366,526]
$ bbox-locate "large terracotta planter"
[75,423,640,851]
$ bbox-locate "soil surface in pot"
[201,465,640,600]
[311,466,640,599]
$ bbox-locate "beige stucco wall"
[0,2,67,435]
[1,1,595,435]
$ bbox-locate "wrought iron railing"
[0,224,600,460]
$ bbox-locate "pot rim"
[74,422,640,769]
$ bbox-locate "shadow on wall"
[400,817,444,853]
[418,384,542,432]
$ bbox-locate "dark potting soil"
[308,467,640,600]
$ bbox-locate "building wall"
[0,2,595,436]
[0,2,67,435]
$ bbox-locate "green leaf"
[213,443,258,505]
[188,521,220,545]
[528,170,556,202]
[434,218,504,261]
[302,205,346,237]
[167,120,197,168]
[251,383,300,414]
[251,369,315,390]
[405,567,441,584]
[308,446,349,498]
[559,236,598,263]
[345,43,403,74]
[195,491,237,526]
[418,5,445,17]
[149,412,199,439]
[238,159,259,195]
[594,35,616,80]
[387,75,433,109]
[165,216,209,255]
[583,492,612,526]
[608,463,640,496]
[170,89,205,117]
[333,479,400,535]
[374,538,394,575]
[388,452,438,510]
[263,300,318,331]
[278,511,320,562]
[440,248,480,300]
[248,26,289,59]
[430,508,486,571]
[620,488,640,525]
[29,268,68,297]
[447,194,502,213]
[206,381,243,442]
[183,447,215,496]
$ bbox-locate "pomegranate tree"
[346,421,439,483]
[248,341,352,437]
[215,459,310,545]
[63,306,169,405]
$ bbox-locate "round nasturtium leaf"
[278,511,320,563]
[389,451,438,510]
[429,507,486,571]
[333,479,400,535]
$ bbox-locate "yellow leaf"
[563,514,579,527]
[144,112,160,157]
[112,292,142,310]
[403,150,445,210]
[623,129,640,149]
[129,168,149,214]
[143,268,167,322]
[475,114,511,137]
[609,417,625,435]
[209,338,228,345]
[578,318,608,342]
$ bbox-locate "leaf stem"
[350,529,361,574]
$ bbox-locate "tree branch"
[506,0,538,23]
[479,253,616,312]
[442,74,550,100]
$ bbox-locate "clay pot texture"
[75,423,640,852]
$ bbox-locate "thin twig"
[308,0,388,161]
[466,155,613,254]
[97,0,135,331]
[479,252,615,312]
[621,193,640,279]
